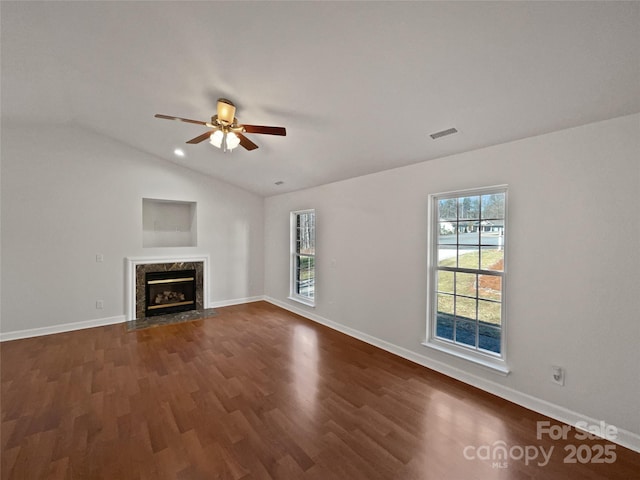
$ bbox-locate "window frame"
[424,185,509,375]
[289,209,316,307]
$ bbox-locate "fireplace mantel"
[125,255,210,321]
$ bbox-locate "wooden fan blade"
[186,130,214,144]
[238,133,259,151]
[155,114,207,126]
[242,125,286,136]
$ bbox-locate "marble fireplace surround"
[125,255,210,321]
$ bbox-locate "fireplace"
[125,256,209,321]
[145,269,196,317]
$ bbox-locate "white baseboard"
[0,315,126,342]
[0,296,266,342]
[0,296,266,341]
[264,296,640,453]
[210,295,265,308]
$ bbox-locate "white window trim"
[424,185,509,375]
[288,294,316,308]
[289,209,316,307]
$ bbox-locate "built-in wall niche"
[142,198,197,247]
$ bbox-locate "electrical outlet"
[96,254,104,263]
[551,366,565,386]
[96,300,104,309]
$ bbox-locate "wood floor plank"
[2,301,639,479]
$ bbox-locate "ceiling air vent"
[430,127,458,140]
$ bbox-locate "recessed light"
[174,148,185,157]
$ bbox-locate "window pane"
[479,226,504,249]
[437,271,454,294]
[458,248,479,270]
[296,254,315,299]
[478,300,501,326]
[439,221,456,236]
[295,256,302,282]
[438,226,457,246]
[460,225,481,251]
[478,275,502,302]
[478,325,501,354]
[481,248,504,271]
[455,296,477,321]
[439,198,458,220]
[298,255,314,270]
[455,319,477,347]
[458,221,479,244]
[437,293,454,316]
[438,246,457,267]
[479,226,505,246]
[458,196,480,220]
[481,193,505,220]
[436,313,454,341]
[298,257,314,279]
[297,281,314,298]
[455,272,476,298]
[297,212,315,255]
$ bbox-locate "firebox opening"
[145,269,196,317]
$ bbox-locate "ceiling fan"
[155,98,286,152]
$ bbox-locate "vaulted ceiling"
[2,1,639,196]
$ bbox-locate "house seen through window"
[426,187,508,373]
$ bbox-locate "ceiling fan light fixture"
[217,98,236,124]
[209,129,240,151]
[155,98,285,152]
[225,131,240,150]
[209,130,224,148]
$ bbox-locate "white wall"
[1,123,264,334]
[264,114,640,441]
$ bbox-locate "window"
[425,186,508,374]
[290,209,315,306]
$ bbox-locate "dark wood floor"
[2,301,639,479]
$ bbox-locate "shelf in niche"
[142,198,197,248]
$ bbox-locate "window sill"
[288,296,315,308]
[422,340,510,376]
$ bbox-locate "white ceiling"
[2,1,639,196]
